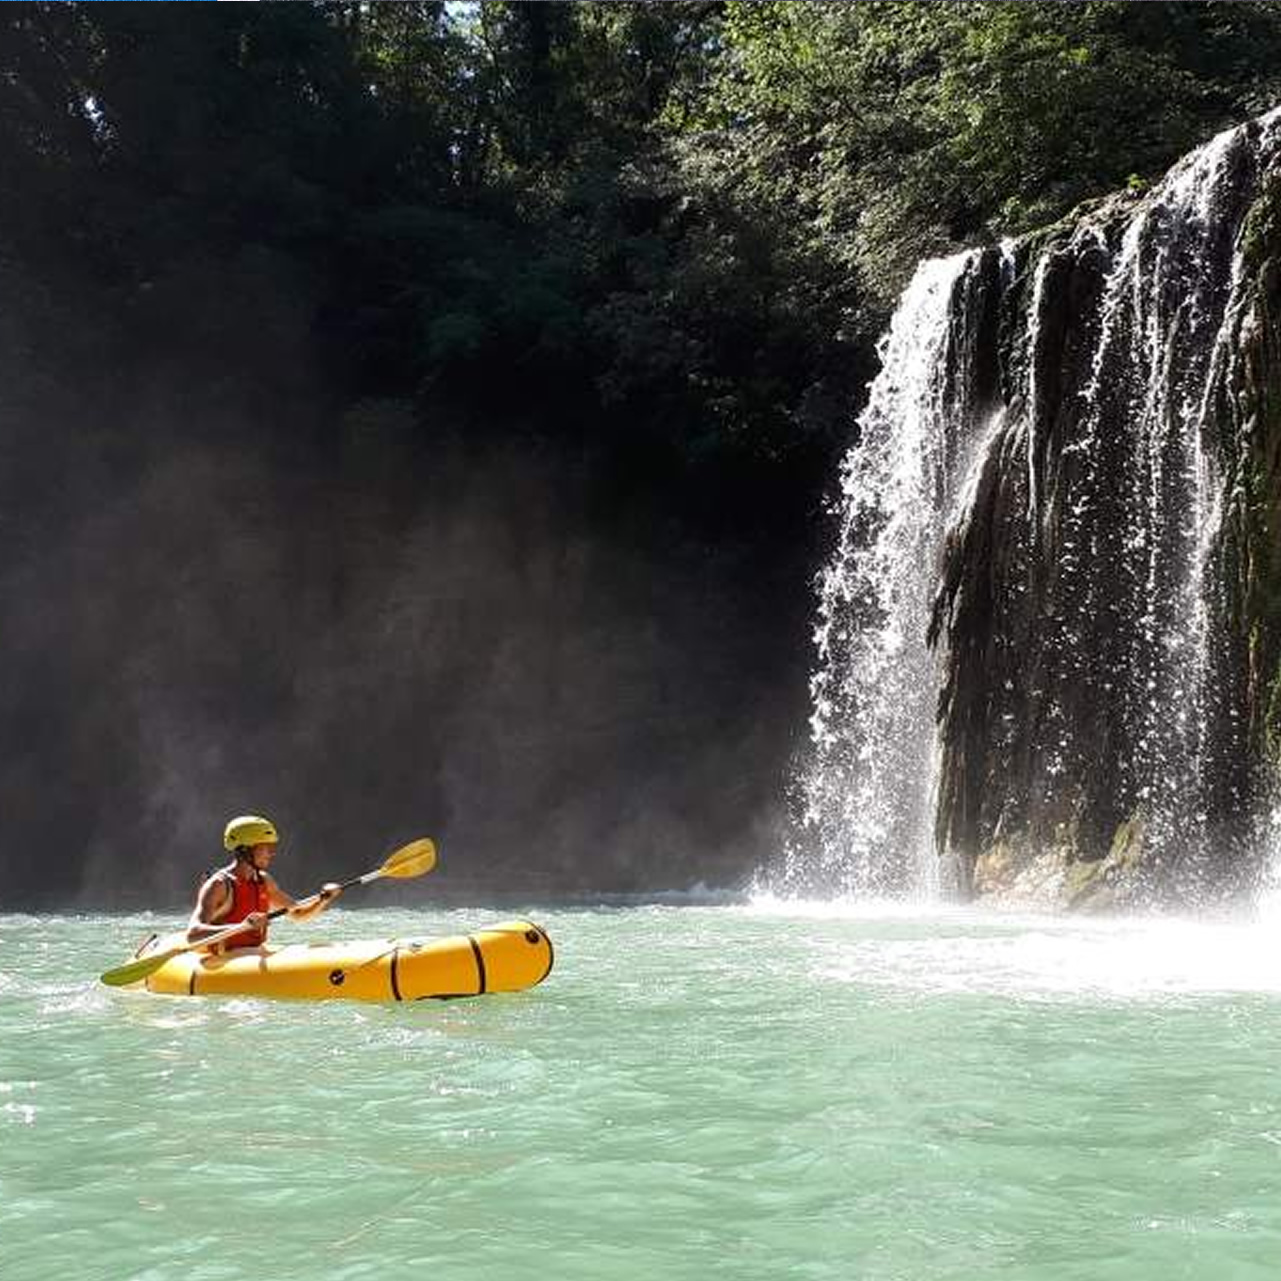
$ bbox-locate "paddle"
[100,837,437,988]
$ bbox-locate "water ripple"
[3,908,1281,1280]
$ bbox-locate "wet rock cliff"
[786,109,1281,909]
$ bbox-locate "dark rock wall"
[927,111,1281,906]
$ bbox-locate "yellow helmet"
[223,814,279,851]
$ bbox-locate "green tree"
[704,0,1281,299]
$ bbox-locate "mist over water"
[0,393,797,910]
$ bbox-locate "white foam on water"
[821,912,1281,1001]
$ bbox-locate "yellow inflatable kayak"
[132,919,553,1002]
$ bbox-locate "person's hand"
[245,911,268,932]
[318,883,343,904]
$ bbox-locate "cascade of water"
[781,107,1281,905]
[779,250,995,897]
[1040,129,1228,869]
[1032,111,1280,893]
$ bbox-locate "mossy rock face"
[972,839,1025,896]
[1248,190,1281,782]
[1064,813,1149,911]
[971,829,1076,906]
[1241,167,1281,276]
[969,812,1151,911]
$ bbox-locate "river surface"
[4,902,1281,1280]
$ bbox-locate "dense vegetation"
[3,1,1281,902]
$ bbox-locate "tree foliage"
[2,0,1281,499]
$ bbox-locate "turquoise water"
[4,902,1281,1280]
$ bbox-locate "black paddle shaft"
[262,875,358,922]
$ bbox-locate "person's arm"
[263,874,343,922]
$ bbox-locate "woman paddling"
[188,814,342,952]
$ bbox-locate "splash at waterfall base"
[787,109,1281,911]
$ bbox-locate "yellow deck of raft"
[134,918,554,1002]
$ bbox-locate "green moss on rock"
[1064,812,1148,911]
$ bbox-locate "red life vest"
[211,870,270,950]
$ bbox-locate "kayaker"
[187,814,343,951]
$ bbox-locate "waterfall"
[781,107,1281,907]
[778,248,1007,897]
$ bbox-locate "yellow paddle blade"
[378,837,436,879]
[101,948,183,988]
